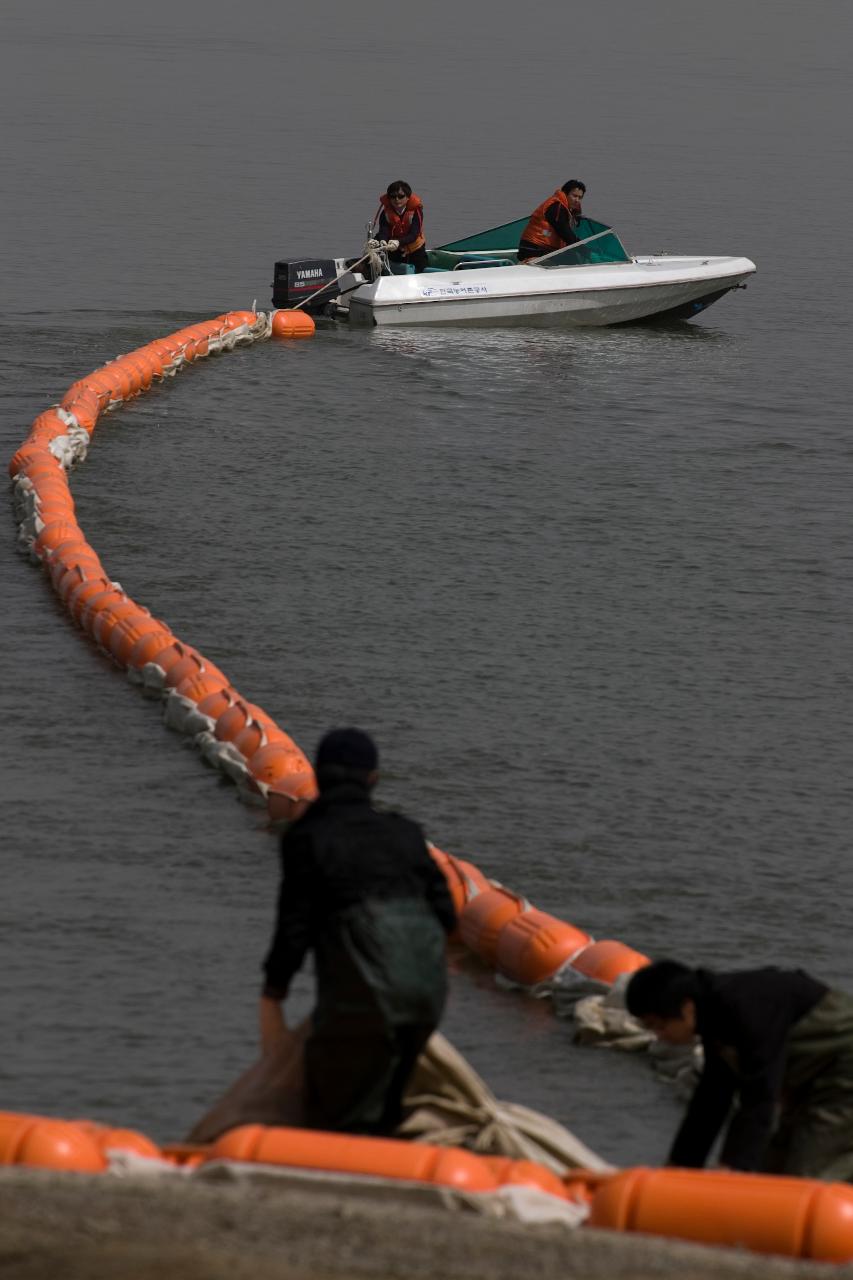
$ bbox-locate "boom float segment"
[430,843,650,989]
[0,1110,161,1172]
[586,1165,853,1263]
[9,310,646,988]
[9,311,316,823]
[6,1103,853,1261]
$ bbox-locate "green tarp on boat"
[436,216,631,267]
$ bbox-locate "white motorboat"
[271,216,755,328]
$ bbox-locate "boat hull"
[347,256,756,327]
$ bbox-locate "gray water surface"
[2,0,852,1166]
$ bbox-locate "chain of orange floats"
[7,307,853,1263]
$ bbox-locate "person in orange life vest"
[372,181,428,273]
[518,179,586,263]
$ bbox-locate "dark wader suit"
[671,968,853,1180]
[263,782,456,1134]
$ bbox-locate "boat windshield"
[435,216,631,268]
[537,219,632,267]
[437,217,530,254]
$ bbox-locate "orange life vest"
[377,193,426,255]
[520,189,575,252]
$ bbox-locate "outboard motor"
[271,258,366,312]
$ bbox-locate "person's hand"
[385,239,400,251]
[259,994,290,1053]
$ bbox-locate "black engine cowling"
[272,259,347,311]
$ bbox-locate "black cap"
[315,727,379,773]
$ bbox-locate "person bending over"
[372,181,428,273]
[260,728,456,1135]
[518,179,586,263]
[626,959,853,1180]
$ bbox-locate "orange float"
[453,856,492,898]
[27,410,68,443]
[135,347,165,379]
[50,546,102,578]
[428,846,471,917]
[160,649,204,689]
[207,1124,498,1192]
[570,940,650,985]
[266,770,319,822]
[195,687,236,722]
[36,490,76,522]
[82,369,121,406]
[588,1166,853,1263]
[495,909,590,987]
[61,382,104,429]
[0,1112,106,1173]
[246,742,311,788]
[221,310,259,331]
[232,715,287,759]
[51,563,85,598]
[22,459,65,488]
[126,627,178,670]
[56,564,104,605]
[90,599,145,649]
[74,1120,162,1160]
[32,519,86,557]
[271,309,316,339]
[78,587,127,634]
[49,551,97,585]
[213,698,255,743]
[122,352,154,390]
[8,444,49,478]
[46,541,97,578]
[161,650,227,692]
[173,670,230,704]
[149,337,182,365]
[66,575,114,623]
[0,1111,163,1171]
[137,638,192,681]
[74,387,106,422]
[24,495,64,524]
[33,473,74,498]
[100,361,135,402]
[108,614,169,667]
[459,887,525,966]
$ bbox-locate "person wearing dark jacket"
[260,727,456,1135]
[626,960,853,1180]
[518,179,586,263]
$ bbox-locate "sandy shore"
[1,1167,851,1280]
